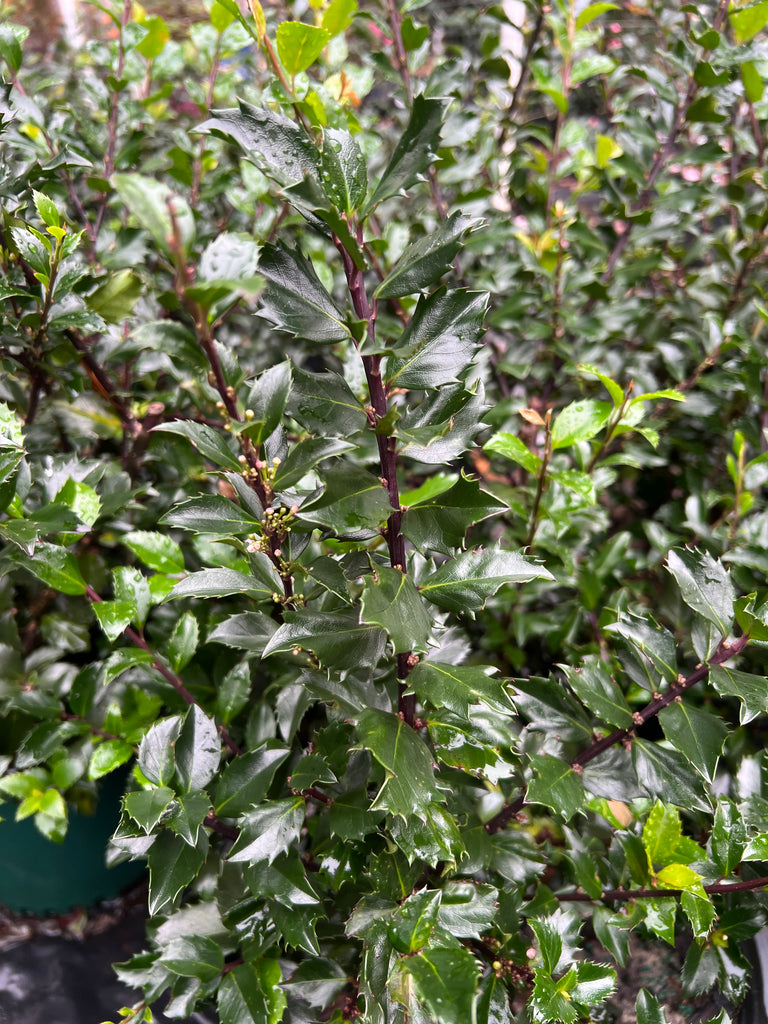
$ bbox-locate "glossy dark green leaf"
[124,786,175,832]
[282,958,347,1006]
[147,831,208,916]
[374,213,469,300]
[166,568,279,603]
[217,960,286,1024]
[207,612,278,653]
[401,472,507,555]
[93,600,134,642]
[562,658,633,729]
[388,889,441,953]
[174,706,220,793]
[228,797,305,865]
[367,94,447,209]
[242,361,291,447]
[408,660,513,717]
[527,753,586,821]
[658,702,727,783]
[161,496,263,536]
[287,365,367,436]
[319,128,367,214]
[710,798,746,876]
[607,613,678,687]
[398,947,478,1024]
[436,881,497,939]
[398,381,486,464]
[643,898,677,946]
[666,548,734,636]
[138,717,182,787]
[632,739,710,812]
[215,743,290,817]
[513,675,594,742]
[419,546,553,612]
[273,437,353,489]
[263,608,386,671]
[160,935,223,990]
[383,293,481,393]
[356,708,444,818]
[300,466,392,534]
[360,567,432,653]
[200,99,319,187]
[153,421,241,471]
[710,665,768,724]
[390,803,464,866]
[258,243,351,343]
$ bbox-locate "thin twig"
[557,875,768,902]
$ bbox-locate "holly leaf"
[228,797,305,865]
[258,242,351,343]
[710,665,768,723]
[263,608,387,672]
[385,288,487,390]
[666,548,734,637]
[360,567,432,653]
[217,960,287,1024]
[407,660,514,717]
[398,947,479,1024]
[401,472,507,555]
[200,99,319,187]
[374,214,470,300]
[658,702,727,783]
[356,708,444,818]
[527,754,586,821]
[419,546,553,613]
[367,95,447,209]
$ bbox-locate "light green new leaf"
[169,612,199,673]
[276,21,330,77]
[228,797,305,865]
[420,546,553,612]
[551,399,611,450]
[356,708,444,818]
[730,0,768,42]
[123,531,185,574]
[360,567,432,653]
[576,3,618,30]
[20,542,86,595]
[484,431,542,474]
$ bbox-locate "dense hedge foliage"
[2,1,768,1021]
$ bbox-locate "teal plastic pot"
[0,769,145,915]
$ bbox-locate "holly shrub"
[1,0,768,1022]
